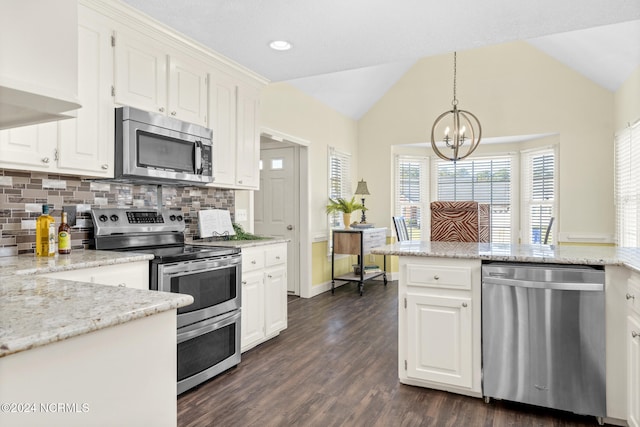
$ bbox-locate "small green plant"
[230,223,267,240]
[325,196,366,214]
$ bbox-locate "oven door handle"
[177,311,241,344]
[162,257,241,275]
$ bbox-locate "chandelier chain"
[452,52,458,107]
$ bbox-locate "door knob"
[287,225,293,230]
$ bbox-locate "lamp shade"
[355,180,370,195]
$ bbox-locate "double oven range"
[91,208,241,395]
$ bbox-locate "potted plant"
[326,196,366,229]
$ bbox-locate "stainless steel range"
[91,207,242,395]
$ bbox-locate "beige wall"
[358,41,615,243]
[258,82,359,287]
[614,65,640,131]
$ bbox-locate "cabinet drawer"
[629,276,640,316]
[265,245,286,267]
[405,264,472,290]
[242,248,265,273]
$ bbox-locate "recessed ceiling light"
[269,40,292,51]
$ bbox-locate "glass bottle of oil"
[58,211,71,255]
[36,204,55,257]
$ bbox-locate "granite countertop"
[0,250,193,358]
[371,241,640,273]
[187,237,290,249]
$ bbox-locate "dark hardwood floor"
[178,280,602,427]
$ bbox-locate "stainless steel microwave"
[114,106,214,186]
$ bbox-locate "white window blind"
[436,156,512,243]
[394,155,428,240]
[328,147,352,229]
[522,148,556,244]
[615,121,640,246]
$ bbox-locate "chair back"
[393,216,410,241]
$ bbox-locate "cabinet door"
[0,122,57,171]
[208,69,237,186]
[40,261,149,290]
[58,6,114,177]
[241,271,265,351]
[167,55,208,126]
[113,28,167,114]
[406,292,473,388]
[265,265,287,336]
[629,314,640,427]
[235,83,261,189]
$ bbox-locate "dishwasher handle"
[483,275,604,291]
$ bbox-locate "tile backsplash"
[0,169,235,256]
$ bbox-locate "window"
[615,121,640,246]
[394,155,428,240]
[327,147,351,229]
[522,148,556,244]
[435,156,513,243]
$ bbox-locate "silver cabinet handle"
[42,157,50,163]
[171,111,177,116]
[242,280,247,285]
[268,274,273,278]
[276,256,280,260]
[627,293,636,301]
[434,275,440,280]
[238,180,243,184]
[287,225,293,230]
[118,283,126,287]
[632,331,639,339]
[462,302,468,308]
[251,260,256,264]
[159,107,165,113]
[101,164,109,170]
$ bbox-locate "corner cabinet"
[0,4,114,178]
[627,274,640,427]
[398,256,482,397]
[241,242,287,352]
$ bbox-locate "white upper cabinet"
[0,0,80,129]
[208,75,261,190]
[0,4,114,178]
[235,84,261,189]
[0,122,58,171]
[58,4,114,177]
[113,28,167,114]
[208,69,237,186]
[168,55,208,126]
[113,28,208,127]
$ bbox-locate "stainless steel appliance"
[91,207,241,395]
[482,262,606,421]
[114,106,214,186]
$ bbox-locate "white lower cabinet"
[39,261,149,290]
[241,243,287,352]
[399,257,481,397]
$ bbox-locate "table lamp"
[355,179,370,224]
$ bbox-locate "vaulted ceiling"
[121,0,640,119]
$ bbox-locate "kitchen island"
[371,241,640,426]
[0,250,193,427]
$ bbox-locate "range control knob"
[176,215,183,222]
[99,215,108,222]
[110,214,119,222]
[169,215,176,221]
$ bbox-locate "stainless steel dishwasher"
[482,262,606,421]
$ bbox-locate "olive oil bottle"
[36,204,55,257]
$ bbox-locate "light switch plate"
[63,206,76,227]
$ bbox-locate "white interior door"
[255,146,299,294]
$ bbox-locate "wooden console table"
[331,227,388,295]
